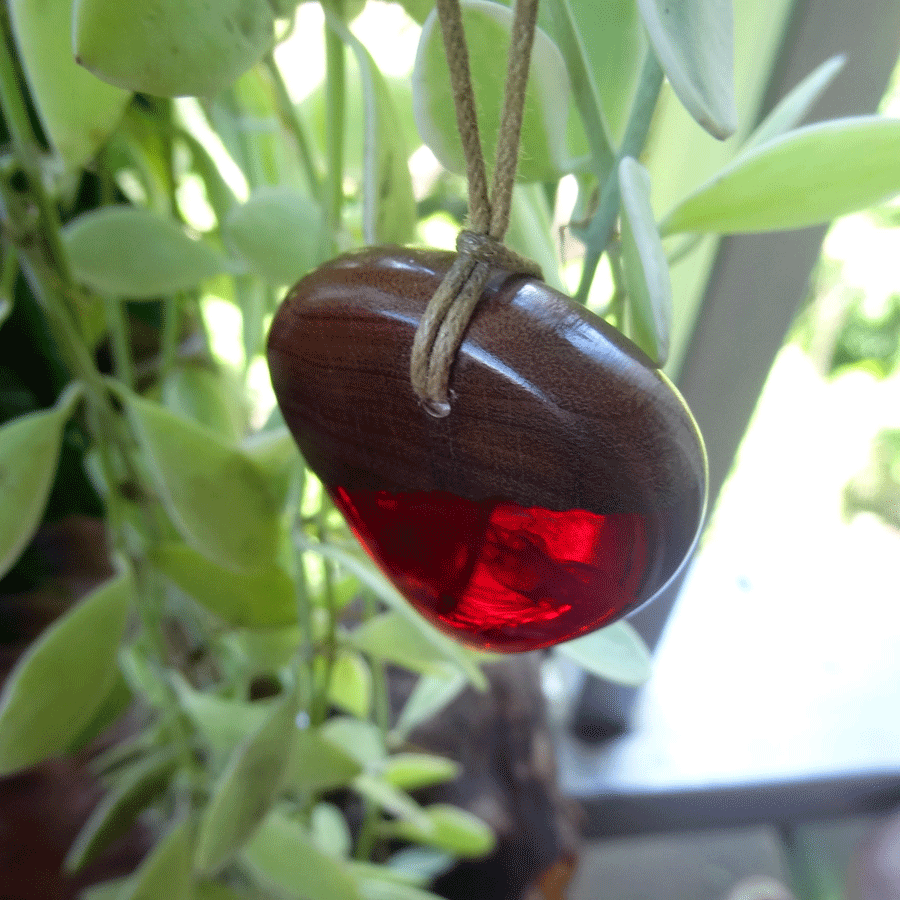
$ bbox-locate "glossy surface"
[267,247,707,650]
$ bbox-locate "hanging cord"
[410,0,543,417]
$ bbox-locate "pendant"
[267,247,707,653]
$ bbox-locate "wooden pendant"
[267,247,707,653]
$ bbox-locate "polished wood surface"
[267,247,706,565]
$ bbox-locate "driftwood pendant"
[267,247,707,653]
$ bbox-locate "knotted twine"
[410,0,543,417]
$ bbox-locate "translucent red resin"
[329,486,649,652]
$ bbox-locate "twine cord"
[410,0,542,416]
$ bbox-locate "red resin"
[329,486,648,652]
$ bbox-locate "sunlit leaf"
[122,819,192,900]
[73,0,277,97]
[320,716,385,768]
[310,803,352,859]
[619,157,671,365]
[0,574,132,776]
[124,393,281,571]
[63,206,227,298]
[9,0,130,168]
[386,848,456,887]
[151,543,296,628]
[224,187,324,285]
[0,387,78,580]
[741,55,845,153]
[66,746,180,872]
[378,753,460,791]
[636,0,736,139]
[662,116,900,234]
[352,774,431,831]
[320,650,371,719]
[412,0,571,182]
[327,15,417,245]
[195,691,298,873]
[242,810,362,900]
[392,804,495,858]
[554,620,651,685]
[242,427,302,512]
[162,366,246,442]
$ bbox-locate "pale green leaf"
[79,877,131,900]
[241,427,302,511]
[242,810,362,900]
[386,848,456,886]
[73,0,276,97]
[741,55,845,153]
[320,716,385,768]
[0,574,132,776]
[299,538,486,690]
[122,820,192,900]
[310,803,352,858]
[224,187,324,285]
[412,0,571,182]
[66,746,180,872]
[63,206,226,298]
[151,543,296,628]
[124,393,281,571]
[327,16,417,245]
[171,674,273,762]
[662,116,900,235]
[619,157,671,365]
[636,0,736,139]
[378,753,460,791]
[283,726,362,794]
[554,620,651,685]
[195,691,298,873]
[0,399,72,580]
[162,366,246,442]
[392,804,495,858]
[390,670,468,745]
[357,880,448,900]
[9,0,130,168]
[321,650,371,719]
[352,774,431,831]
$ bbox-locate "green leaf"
[171,674,273,762]
[8,0,130,168]
[662,116,900,235]
[320,650,371,719]
[283,726,363,794]
[224,187,324,285]
[0,574,132,776]
[0,394,74,580]
[390,670,468,745]
[741,55,845,153]
[124,393,281,571]
[151,543,296,628]
[352,611,465,678]
[162,366,246,442]
[395,0,433,24]
[554,620,651,685]
[241,427,302,511]
[320,716,385,768]
[636,0,736,139]
[300,538,486,690]
[326,15,417,245]
[310,803,352,859]
[63,206,227,299]
[73,0,277,97]
[66,746,180,872]
[385,848,456,886]
[392,805,495,858]
[195,691,298,873]
[412,0,571,182]
[242,810,362,900]
[378,753,460,791]
[352,774,431,831]
[122,820,193,900]
[79,877,131,900]
[619,157,672,365]
[66,671,132,753]
[357,879,448,900]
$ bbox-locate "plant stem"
[324,1,346,236]
[574,51,664,305]
[264,53,324,204]
[544,0,615,181]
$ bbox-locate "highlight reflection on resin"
[330,486,649,652]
